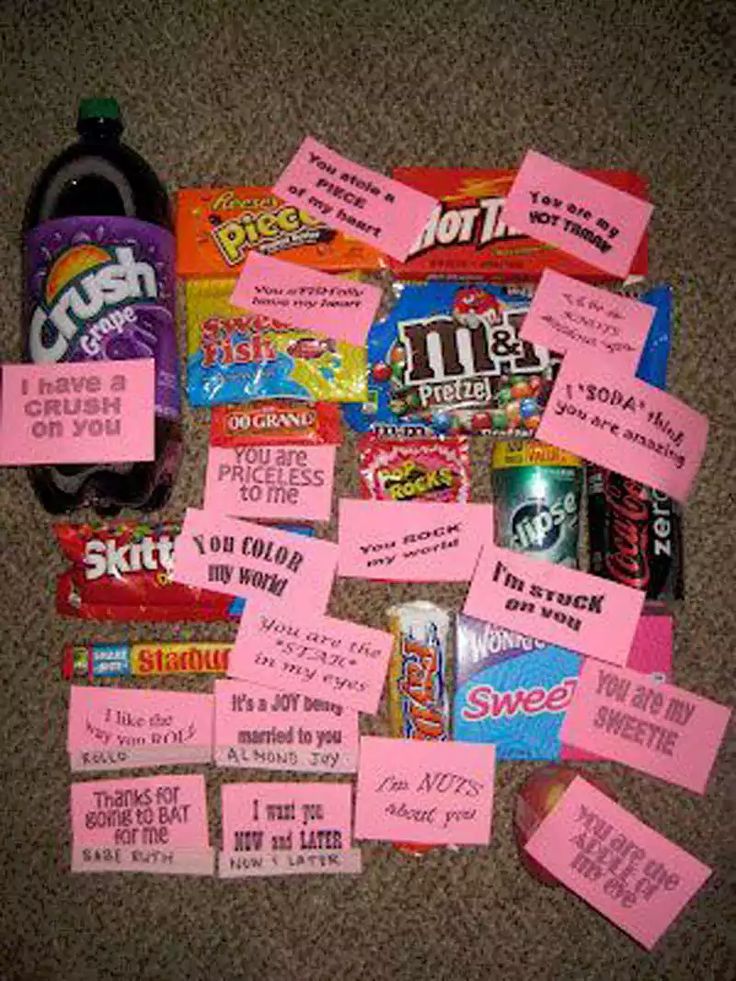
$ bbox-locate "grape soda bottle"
[22,98,182,514]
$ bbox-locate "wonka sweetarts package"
[453,611,672,761]
[185,279,366,406]
[342,281,557,437]
[391,168,649,281]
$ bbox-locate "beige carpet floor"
[0,1,733,979]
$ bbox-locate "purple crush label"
[24,216,180,418]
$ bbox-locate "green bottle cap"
[77,97,122,124]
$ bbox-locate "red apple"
[514,764,617,886]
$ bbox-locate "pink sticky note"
[230,606,392,715]
[219,781,361,878]
[563,610,674,762]
[68,686,214,771]
[354,736,496,845]
[230,252,381,345]
[464,546,645,665]
[173,508,337,613]
[204,444,336,522]
[337,499,492,582]
[524,777,712,949]
[537,358,708,503]
[70,774,213,875]
[214,679,359,773]
[560,662,731,794]
[273,136,438,262]
[502,150,653,278]
[0,359,154,465]
[520,270,654,372]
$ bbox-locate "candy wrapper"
[186,278,366,406]
[342,281,558,437]
[453,610,672,761]
[358,435,470,503]
[390,167,648,281]
[62,642,230,679]
[387,600,451,856]
[55,521,233,622]
[176,186,384,277]
[210,399,342,446]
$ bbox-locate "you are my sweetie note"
[354,736,496,846]
[536,358,709,503]
[204,444,336,522]
[520,269,655,372]
[0,359,154,465]
[273,136,438,261]
[337,499,492,581]
[524,778,712,949]
[231,253,381,346]
[464,546,645,665]
[560,662,732,793]
[219,782,361,878]
[173,508,338,613]
[67,686,214,771]
[231,606,392,714]
[214,679,358,774]
[71,774,213,875]
[502,150,653,278]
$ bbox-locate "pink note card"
[537,358,709,503]
[70,774,213,875]
[231,253,381,346]
[214,679,359,773]
[337,499,492,582]
[524,778,712,949]
[68,686,214,771]
[520,270,654,373]
[502,150,653,278]
[219,781,361,878]
[464,546,645,665]
[0,359,154,465]
[204,444,336,522]
[560,662,732,794]
[173,508,338,613]
[231,606,392,715]
[354,736,496,845]
[273,136,438,262]
[563,610,674,763]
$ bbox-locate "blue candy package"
[226,524,315,618]
[453,613,581,761]
[636,284,672,389]
[186,278,367,407]
[453,610,674,760]
[342,282,560,437]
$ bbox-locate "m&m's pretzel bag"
[176,186,384,277]
[358,435,470,502]
[54,521,232,621]
[185,278,367,406]
[343,281,558,437]
[391,167,649,281]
